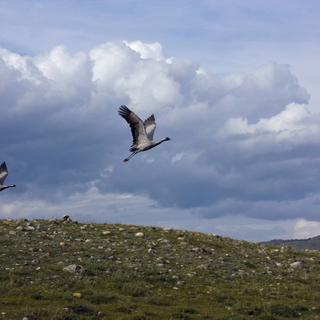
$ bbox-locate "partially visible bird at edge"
[118,105,171,162]
[0,162,16,192]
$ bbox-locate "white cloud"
[222,102,311,136]
[33,45,92,87]
[219,102,320,154]
[124,41,167,61]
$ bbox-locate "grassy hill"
[1,217,320,320]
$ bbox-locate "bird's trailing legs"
[123,152,138,162]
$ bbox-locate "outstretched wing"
[0,162,8,186]
[144,114,156,141]
[118,105,149,146]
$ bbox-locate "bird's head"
[164,137,171,141]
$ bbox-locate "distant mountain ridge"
[262,234,320,250]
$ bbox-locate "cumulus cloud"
[220,102,320,150]
[124,41,167,61]
[0,40,320,239]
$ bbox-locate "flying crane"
[118,105,171,162]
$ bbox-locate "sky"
[1,0,320,242]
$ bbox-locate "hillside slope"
[1,217,320,319]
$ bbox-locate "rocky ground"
[1,216,320,319]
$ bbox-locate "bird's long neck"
[152,138,167,148]
[0,185,16,191]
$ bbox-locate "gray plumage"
[118,105,171,162]
[0,162,16,192]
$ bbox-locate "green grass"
[1,218,320,319]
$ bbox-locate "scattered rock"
[196,264,211,269]
[60,215,78,224]
[135,232,144,237]
[157,238,170,243]
[156,257,165,262]
[290,261,303,268]
[63,264,87,275]
[37,224,46,231]
[191,247,212,254]
[73,292,82,298]
[2,219,320,319]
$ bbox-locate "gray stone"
[63,264,87,274]
[135,232,144,237]
[290,261,303,268]
[37,224,46,231]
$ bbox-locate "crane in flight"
[0,162,16,192]
[118,105,171,162]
